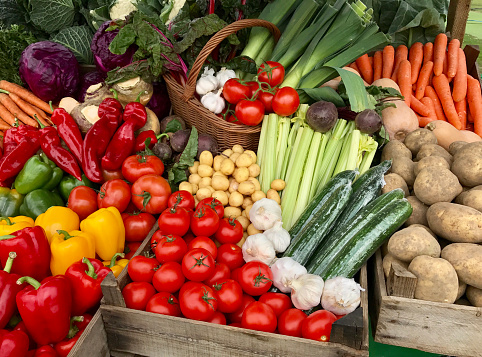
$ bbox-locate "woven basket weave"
[164,19,281,151]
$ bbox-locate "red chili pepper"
[0,227,51,282]
[13,125,41,144]
[53,316,84,357]
[2,128,19,155]
[33,345,59,357]
[50,109,83,165]
[0,329,29,357]
[0,252,27,329]
[65,257,110,315]
[0,135,41,182]
[123,99,147,130]
[100,119,137,171]
[98,95,123,123]
[134,131,168,152]
[16,275,72,346]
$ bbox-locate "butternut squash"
[425,120,481,151]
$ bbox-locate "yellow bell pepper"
[50,230,96,275]
[80,207,125,261]
[0,216,34,235]
[103,253,128,278]
[35,206,80,243]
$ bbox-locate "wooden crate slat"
[386,261,417,298]
[68,310,110,357]
[447,0,472,42]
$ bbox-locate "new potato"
[441,243,482,289]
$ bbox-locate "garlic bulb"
[321,277,364,316]
[196,67,219,95]
[242,233,276,265]
[249,198,282,231]
[264,221,290,253]
[216,67,236,87]
[201,89,225,114]
[270,257,307,293]
[290,274,324,310]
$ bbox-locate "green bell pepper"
[0,188,24,217]
[44,157,64,191]
[14,153,63,195]
[19,189,64,220]
[59,174,96,201]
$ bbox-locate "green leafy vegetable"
[51,26,94,64]
[297,87,345,107]
[30,0,76,33]
[168,127,198,190]
[164,119,183,133]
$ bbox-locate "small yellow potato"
[213,155,225,171]
[191,183,199,194]
[230,152,241,163]
[244,150,257,163]
[207,186,215,194]
[194,197,200,206]
[189,161,199,174]
[247,223,263,236]
[251,190,266,202]
[199,177,212,189]
[222,149,233,157]
[238,181,256,195]
[235,153,253,168]
[248,164,261,177]
[245,204,253,220]
[229,191,244,207]
[241,210,247,217]
[212,171,227,178]
[247,177,261,191]
[233,167,250,183]
[179,182,192,194]
[198,164,214,178]
[242,197,254,209]
[271,179,286,191]
[267,189,281,204]
[228,179,239,193]
[212,191,229,206]
[236,216,250,231]
[189,173,201,185]
[232,144,244,154]
[220,159,235,175]
[196,187,212,201]
[212,175,230,191]
[236,234,247,248]
[199,151,214,166]
[224,206,242,218]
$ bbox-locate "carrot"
[425,85,447,122]
[398,60,412,107]
[409,42,424,84]
[454,98,467,130]
[382,46,395,79]
[0,93,38,127]
[415,61,433,100]
[391,45,409,82]
[443,51,449,78]
[0,103,17,126]
[373,51,383,81]
[433,74,462,130]
[447,39,460,79]
[7,92,48,121]
[410,94,431,117]
[433,33,448,76]
[417,114,437,127]
[453,48,467,102]
[468,110,474,123]
[467,75,482,136]
[0,117,11,131]
[355,54,373,84]
[368,56,373,68]
[423,42,434,64]
[0,81,53,114]
[421,97,436,116]
[349,61,360,74]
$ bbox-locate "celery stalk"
[284,126,305,184]
[358,142,378,176]
[259,114,279,193]
[275,117,291,179]
[309,132,330,201]
[333,128,361,176]
[256,115,270,170]
[279,117,303,181]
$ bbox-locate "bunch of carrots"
[351,33,482,137]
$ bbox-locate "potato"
[207,186,215,194]
[448,141,468,156]
[388,226,441,262]
[199,177,212,189]
[232,144,244,154]
[189,173,201,185]
[213,155,224,171]
[198,164,214,178]
[191,183,199,194]
[410,224,436,238]
[220,159,235,175]
[457,281,467,300]
[454,188,471,205]
[244,150,257,163]
[466,286,482,307]
[267,189,281,204]
[247,223,263,236]
[271,179,286,191]
[382,173,409,197]
[414,156,450,176]
[247,177,261,191]
[382,253,409,278]
[199,151,214,166]
[427,203,482,243]
[230,152,241,163]
[241,210,247,218]
[408,255,458,303]
[233,167,250,183]
[222,149,233,157]
[238,181,256,195]
[236,234,247,248]
[235,153,253,168]
[224,206,242,219]
[413,167,462,205]
[229,191,244,207]
[212,171,227,178]
[251,190,266,202]
[455,298,472,306]
[453,141,482,161]
[403,128,437,156]
[451,154,482,187]
[242,197,254,210]
[404,196,429,226]
[236,216,250,231]
[462,190,482,212]
[211,175,230,191]
[248,164,261,177]
[196,187,212,201]
[416,144,453,165]
[245,204,253,220]
[189,161,200,174]
[212,191,229,206]
[229,179,239,193]
[179,182,193,194]
[381,140,412,162]
[390,156,415,187]
[441,243,482,289]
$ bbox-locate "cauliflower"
[166,0,186,23]
[110,0,138,20]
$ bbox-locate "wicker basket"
[164,19,281,151]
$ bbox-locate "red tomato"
[205,311,226,325]
[259,292,293,317]
[97,179,131,212]
[131,174,171,214]
[124,242,142,260]
[245,81,261,98]
[226,113,241,125]
[272,87,300,116]
[230,267,241,283]
[183,231,196,246]
[301,310,337,342]
[67,186,98,220]
[278,308,307,337]
[196,198,224,219]
[223,79,251,104]
[179,282,218,321]
[258,90,275,113]
[203,263,230,286]
[181,248,215,282]
[146,292,181,317]
[122,212,156,242]
[241,301,277,333]
[191,206,220,237]
[235,99,265,126]
[212,279,243,313]
[188,236,218,259]
[101,168,124,181]
[217,244,244,271]
[238,261,273,296]
[154,233,188,264]
[257,61,285,87]
[158,206,190,236]
[127,255,159,283]
[226,294,255,323]
[168,190,195,211]
[152,261,185,293]
[122,154,164,183]
[122,282,156,311]
[215,218,243,244]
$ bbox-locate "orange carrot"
[467,75,482,136]
[0,103,17,126]
[417,114,437,127]
[433,74,462,130]
[454,98,467,130]
[0,93,38,127]
[468,109,474,123]
[425,85,447,122]
[447,39,460,79]
[410,94,431,117]
[398,60,412,107]
[382,46,395,79]
[443,51,449,78]
[409,42,424,84]
[391,45,409,82]
[423,42,434,64]
[368,56,373,68]
[415,61,433,100]
[433,33,448,76]
[373,51,383,81]
[421,97,436,116]
[0,117,11,130]
[0,81,53,114]
[453,48,467,102]
[355,54,373,84]
[350,62,360,74]
[7,92,49,121]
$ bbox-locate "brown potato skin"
[390,156,415,187]
[453,141,482,161]
[416,144,453,165]
[388,226,441,262]
[451,154,482,187]
[404,196,429,226]
[382,173,409,197]
[413,167,462,205]
[466,286,482,307]
[448,141,468,156]
[381,140,412,162]
[414,156,450,176]
[462,190,482,212]
[403,128,437,156]
[441,243,482,289]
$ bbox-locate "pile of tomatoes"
[221,61,300,126]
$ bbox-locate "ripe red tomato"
[258,292,293,317]
[246,81,260,98]
[122,282,156,311]
[127,255,159,283]
[101,168,124,181]
[122,154,164,183]
[278,308,307,337]
[122,212,156,242]
[217,244,244,271]
[67,186,98,220]
[124,242,142,260]
[241,301,277,333]
[181,248,215,282]
[131,174,171,214]
[235,99,265,126]
[257,61,285,87]
[203,263,230,286]
[215,218,243,244]
[188,236,218,259]
[158,206,190,236]
[146,292,181,317]
[230,267,241,283]
[183,231,196,246]
[301,310,337,342]
[191,206,220,237]
[205,311,227,325]
[258,90,275,113]
[97,179,131,212]
[238,261,273,296]
[168,190,195,211]
[223,79,251,104]
[272,87,300,116]
[179,282,218,321]
[196,198,224,219]
[154,233,188,264]
[152,261,185,293]
[212,279,243,313]
[226,293,255,323]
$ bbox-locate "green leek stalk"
[309,132,330,201]
[254,36,276,66]
[259,114,279,193]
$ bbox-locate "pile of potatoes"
[381,129,482,307]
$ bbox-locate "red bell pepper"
[134,130,158,152]
[65,257,110,315]
[53,316,84,357]
[73,313,92,331]
[50,107,83,166]
[0,227,50,281]
[0,252,26,329]
[33,345,59,357]
[123,99,147,130]
[16,275,72,346]
[0,329,29,357]
[13,321,36,350]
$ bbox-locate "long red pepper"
[0,252,26,329]
[0,135,40,182]
[0,329,29,357]
[101,119,137,170]
[50,107,83,165]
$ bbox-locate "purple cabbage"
[19,41,80,102]
[91,21,137,73]
[77,71,107,102]
[147,82,171,119]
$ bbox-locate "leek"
[254,36,275,66]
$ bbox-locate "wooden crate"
[68,310,110,357]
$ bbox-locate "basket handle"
[182,19,281,101]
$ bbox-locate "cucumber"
[323,198,413,279]
[306,188,405,276]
